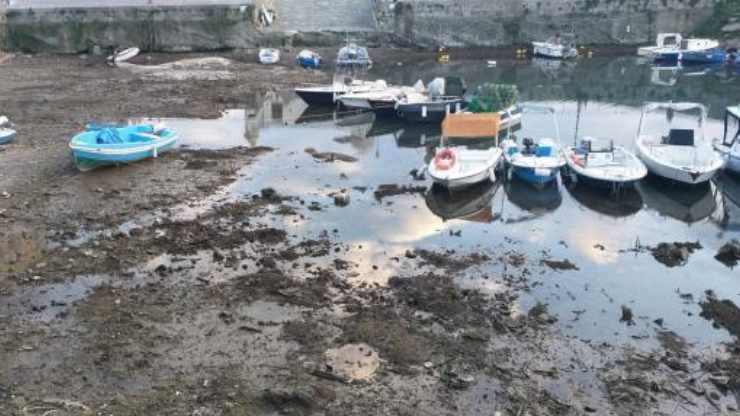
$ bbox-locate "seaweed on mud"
[413,249,490,272]
[373,184,427,201]
[699,291,740,337]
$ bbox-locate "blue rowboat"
[296,50,322,69]
[69,123,178,171]
[681,48,726,65]
[0,128,16,145]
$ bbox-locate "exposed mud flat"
[1,52,740,415]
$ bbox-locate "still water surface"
[159,56,740,350]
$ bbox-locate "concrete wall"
[375,0,719,47]
[6,4,259,53]
[0,1,7,49]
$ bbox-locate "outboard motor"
[522,137,535,155]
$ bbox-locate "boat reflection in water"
[563,180,644,218]
[504,176,562,220]
[636,176,717,224]
[713,172,740,231]
[425,180,501,223]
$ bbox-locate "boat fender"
[434,148,456,171]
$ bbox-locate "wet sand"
[1,50,740,415]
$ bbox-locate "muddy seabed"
[1,51,740,416]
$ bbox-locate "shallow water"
[138,56,739,350]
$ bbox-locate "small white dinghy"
[637,33,682,57]
[0,116,16,145]
[258,48,280,64]
[636,102,725,185]
[428,147,502,189]
[107,47,140,66]
[565,138,647,188]
[713,105,740,175]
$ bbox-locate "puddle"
[324,343,380,382]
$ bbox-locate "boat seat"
[95,128,123,144]
[664,129,694,146]
[130,132,160,142]
[535,145,552,157]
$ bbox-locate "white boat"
[637,33,682,57]
[635,102,725,185]
[652,38,720,61]
[532,35,578,59]
[714,105,740,174]
[0,116,16,145]
[427,147,502,189]
[336,43,372,66]
[258,48,280,64]
[294,79,388,106]
[111,47,140,65]
[338,82,419,115]
[565,138,647,188]
[501,105,566,186]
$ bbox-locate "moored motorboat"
[638,33,682,57]
[69,123,178,171]
[635,102,725,185]
[395,77,468,123]
[713,105,740,174]
[427,147,502,189]
[294,79,388,106]
[501,105,566,186]
[565,137,647,189]
[532,34,578,59]
[652,38,720,62]
[338,83,418,116]
[258,48,280,64]
[296,49,322,69]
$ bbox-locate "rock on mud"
[541,258,579,271]
[305,148,358,163]
[699,291,740,337]
[649,241,702,267]
[715,240,740,268]
[373,184,427,201]
[323,343,380,383]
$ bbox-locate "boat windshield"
[725,107,740,145]
[639,102,707,143]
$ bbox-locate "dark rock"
[650,241,701,267]
[620,305,635,326]
[333,193,350,207]
[541,258,579,271]
[715,240,740,268]
[373,184,427,201]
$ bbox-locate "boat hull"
[511,166,559,185]
[295,89,338,106]
[637,145,721,185]
[681,49,726,65]
[396,100,467,123]
[429,168,494,190]
[0,129,16,145]
[368,99,397,117]
[70,128,178,171]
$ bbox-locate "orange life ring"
[434,148,456,170]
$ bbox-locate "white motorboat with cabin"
[637,33,682,57]
[635,102,725,185]
[714,105,740,174]
[652,38,720,62]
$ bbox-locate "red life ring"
[434,148,456,170]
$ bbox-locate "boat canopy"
[427,76,466,98]
[724,105,740,145]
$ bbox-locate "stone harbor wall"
[1,0,724,52]
[374,0,719,47]
[5,3,260,53]
[0,1,7,49]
